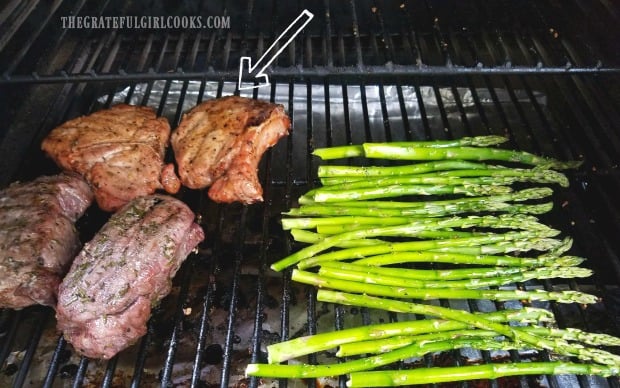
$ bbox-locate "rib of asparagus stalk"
[312,136,510,160]
[292,269,598,304]
[265,307,555,363]
[360,143,582,170]
[271,215,558,271]
[317,291,620,367]
[337,327,620,357]
[346,362,619,387]
[318,169,569,188]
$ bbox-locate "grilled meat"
[41,104,181,212]
[171,96,290,204]
[56,195,204,359]
[0,174,93,309]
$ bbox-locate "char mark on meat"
[171,96,291,204]
[41,104,181,212]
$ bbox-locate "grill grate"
[1,1,620,387]
[0,0,620,85]
[2,76,619,388]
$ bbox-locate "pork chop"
[41,104,181,212]
[56,194,204,359]
[171,96,290,204]
[0,173,93,309]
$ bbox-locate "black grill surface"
[0,1,620,387]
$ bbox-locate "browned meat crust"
[56,195,204,359]
[171,96,290,204]
[0,174,93,309]
[41,104,181,212]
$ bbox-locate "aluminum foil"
[98,79,547,141]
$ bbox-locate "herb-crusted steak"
[171,96,290,204]
[0,174,93,309]
[41,104,181,212]
[56,195,204,359]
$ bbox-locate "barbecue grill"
[1,0,620,387]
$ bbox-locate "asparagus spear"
[317,262,591,288]
[290,229,525,247]
[295,187,553,209]
[318,291,619,367]
[302,183,513,203]
[282,212,554,231]
[429,236,574,258]
[271,215,558,271]
[294,231,565,269]
[317,160,494,177]
[351,252,584,268]
[338,327,620,357]
[318,169,569,189]
[292,269,598,304]
[287,202,553,219]
[312,136,510,160]
[291,229,500,247]
[318,265,589,291]
[360,143,582,170]
[290,229,386,247]
[292,208,553,235]
[282,216,411,230]
[265,307,555,363]
[347,362,619,387]
[247,337,526,379]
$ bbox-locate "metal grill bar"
[4,65,620,85]
[160,264,194,387]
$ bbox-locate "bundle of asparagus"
[246,136,620,385]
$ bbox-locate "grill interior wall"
[0,1,620,387]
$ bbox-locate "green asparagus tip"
[543,256,586,267]
[470,135,510,147]
[539,159,584,170]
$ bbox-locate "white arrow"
[238,9,314,90]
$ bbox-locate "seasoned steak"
[56,195,204,359]
[171,96,290,203]
[41,104,181,212]
[0,174,93,309]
